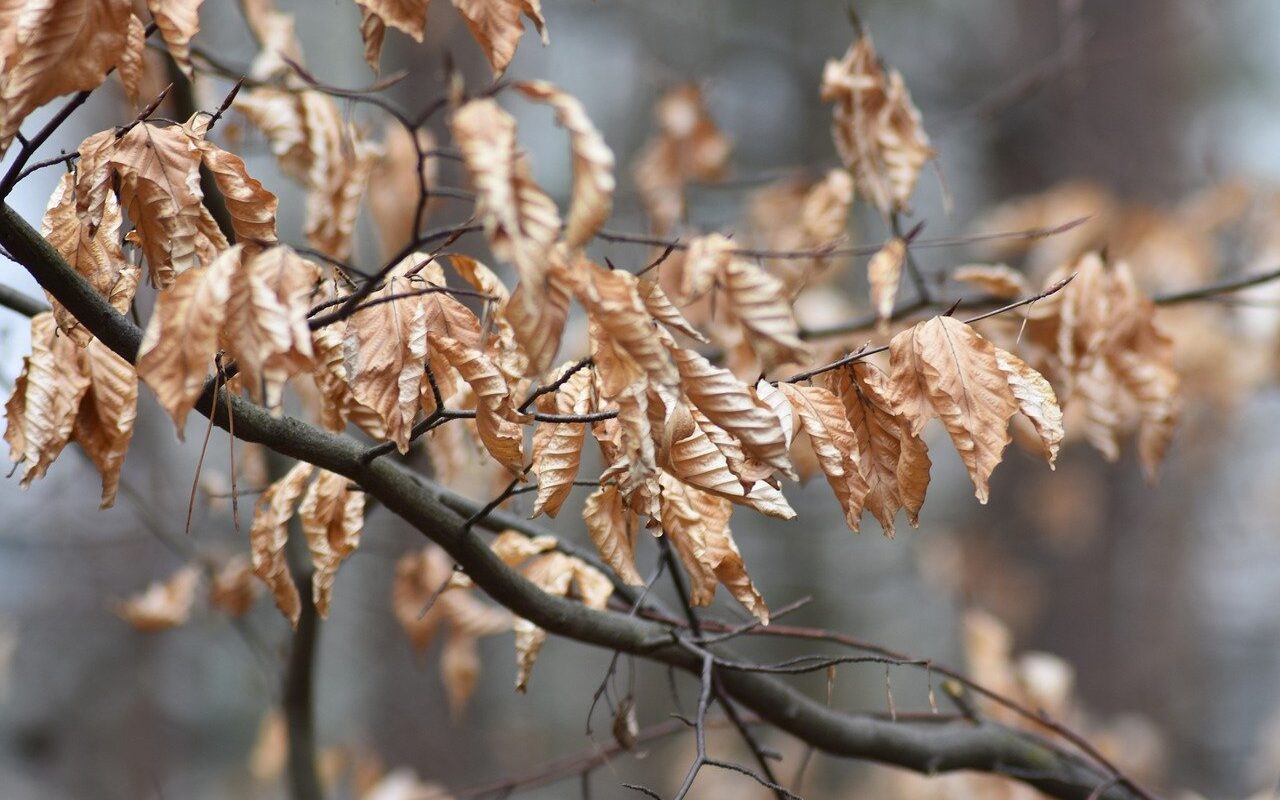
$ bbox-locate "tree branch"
[0,201,1150,800]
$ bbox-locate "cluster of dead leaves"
[976,253,1178,480]
[631,84,733,234]
[820,31,935,216]
[356,0,547,77]
[114,554,263,631]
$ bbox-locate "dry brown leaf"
[114,565,201,631]
[235,88,374,260]
[530,365,591,517]
[358,6,387,72]
[136,245,240,432]
[432,335,524,472]
[678,233,733,304]
[632,85,731,234]
[669,344,793,479]
[4,313,92,488]
[0,0,132,158]
[825,363,930,534]
[117,12,148,105]
[197,140,279,246]
[110,120,212,287]
[887,316,1024,503]
[299,469,365,617]
[582,484,642,585]
[577,262,677,392]
[392,547,511,712]
[209,555,260,618]
[660,401,795,519]
[451,98,560,309]
[994,347,1063,468]
[146,0,204,79]
[343,258,429,453]
[250,461,313,627]
[450,0,547,77]
[71,340,138,508]
[638,275,706,343]
[952,264,1030,301]
[777,383,868,532]
[718,258,811,371]
[40,172,127,345]
[1021,253,1180,479]
[358,0,428,44]
[655,472,717,605]
[868,236,906,328]
[820,32,934,214]
[697,492,768,623]
[224,246,319,413]
[515,80,615,249]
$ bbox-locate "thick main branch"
[0,202,1144,800]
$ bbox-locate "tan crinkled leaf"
[582,484,642,585]
[632,85,731,235]
[661,401,795,519]
[513,618,545,693]
[799,169,855,277]
[530,365,591,517]
[0,0,131,158]
[577,263,677,391]
[234,89,372,260]
[210,555,260,618]
[952,264,1030,301]
[887,316,1022,503]
[515,80,615,249]
[679,233,733,304]
[358,6,387,73]
[820,32,935,214]
[601,381,660,518]
[777,383,869,533]
[197,140,279,246]
[754,379,794,451]
[136,245,241,432]
[506,255,571,377]
[40,172,127,345]
[451,99,560,308]
[433,336,524,472]
[146,0,204,79]
[250,461,313,627]
[825,363,930,535]
[994,347,1063,468]
[224,246,319,413]
[71,340,138,508]
[868,237,905,328]
[299,469,365,617]
[72,129,119,232]
[110,120,210,286]
[116,13,148,105]
[719,258,811,371]
[358,0,428,42]
[343,260,428,453]
[669,344,793,479]
[309,309,355,432]
[698,498,768,623]
[655,472,717,605]
[114,565,201,632]
[450,0,547,77]
[4,313,91,488]
[639,276,706,343]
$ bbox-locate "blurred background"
[4,0,1280,797]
